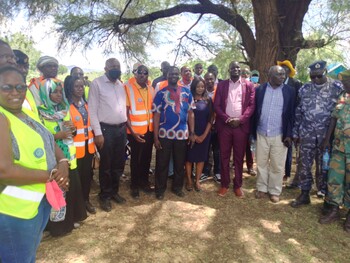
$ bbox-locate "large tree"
[2,0,349,80]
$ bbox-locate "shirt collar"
[229,77,242,85]
[267,82,283,90]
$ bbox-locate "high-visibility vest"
[124,78,154,135]
[84,86,89,100]
[70,104,95,158]
[22,88,39,117]
[42,112,77,169]
[0,107,47,219]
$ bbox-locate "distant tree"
[4,32,41,79]
[58,64,68,75]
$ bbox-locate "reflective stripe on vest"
[3,186,44,202]
[70,104,95,159]
[125,78,154,134]
[0,107,47,219]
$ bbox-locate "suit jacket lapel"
[241,80,246,109]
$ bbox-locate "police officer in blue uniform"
[291,60,343,208]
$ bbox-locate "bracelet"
[49,168,58,181]
[58,158,70,166]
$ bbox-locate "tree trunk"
[252,0,280,82]
[277,0,312,66]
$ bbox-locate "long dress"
[186,99,211,163]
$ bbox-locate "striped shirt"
[257,83,284,137]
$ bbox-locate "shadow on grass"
[36,172,350,263]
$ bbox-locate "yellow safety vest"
[0,107,47,219]
[124,78,154,135]
[42,112,77,169]
[84,86,89,100]
[22,89,39,117]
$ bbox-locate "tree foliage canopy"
[1,0,350,81]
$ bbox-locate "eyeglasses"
[310,73,325,79]
[0,84,27,93]
[137,70,148,75]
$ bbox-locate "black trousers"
[99,123,127,200]
[155,138,187,194]
[204,130,221,175]
[128,131,154,190]
[77,141,94,201]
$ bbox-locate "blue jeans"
[0,197,51,263]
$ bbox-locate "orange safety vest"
[70,104,95,158]
[124,78,154,135]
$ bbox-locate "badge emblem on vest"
[34,148,44,158]
[138,98,143,103]
[75,116,81,121]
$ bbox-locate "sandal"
[194,184,201,192]
[186,184,193,191]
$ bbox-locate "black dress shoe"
[111,193,126,204]
[156,193,164,200]
[141,185,154,194]
[173,190,185,197]
[290,190,310,208]
[85,201,96,214]
[99,199,112,212]
[131,189,140,199]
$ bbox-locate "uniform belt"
[100,122,126,128]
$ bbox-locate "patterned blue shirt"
[152,86,195,140]
[257,83,284,137]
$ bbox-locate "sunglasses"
[0,84,27,93]
[137,70,148,75]
[310,73,325,79]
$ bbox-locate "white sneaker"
[317,191,325,198]
[74,222,80,229]
[199,173,209,182]
[214,174,221,184]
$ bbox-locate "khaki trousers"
[256,133,288,195]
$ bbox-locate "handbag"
[92,146,100,169]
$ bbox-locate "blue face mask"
[251,76,259,83]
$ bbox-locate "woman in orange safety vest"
[64,75,96,214]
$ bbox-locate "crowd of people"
[1,38,350,261]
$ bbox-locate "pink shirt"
[225,78,242,118]
[88,74,127,136]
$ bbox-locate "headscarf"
[36,56,58,70]
[37,78,71,159]
[38,78,69,121]
[277,60,296,78]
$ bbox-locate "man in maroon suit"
[214,61,256,197]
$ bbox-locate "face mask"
[251,76,259,83]
[108,69,121,81]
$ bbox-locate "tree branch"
[115,2,256,58]
[174,14,203,64]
